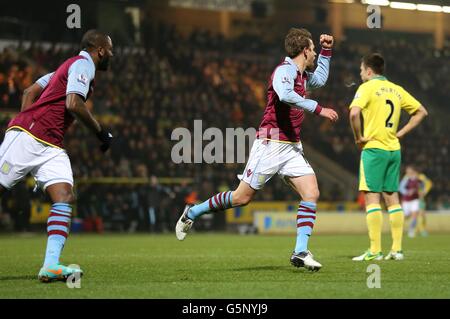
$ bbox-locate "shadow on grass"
[228,265,291,272]
[0,275,36,281]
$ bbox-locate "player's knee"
[302,189,320,203]
[52,189,76,204]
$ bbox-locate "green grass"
[0,233,450,298]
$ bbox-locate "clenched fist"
[320,34,334,49]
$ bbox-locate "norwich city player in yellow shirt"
[349,53,428,261]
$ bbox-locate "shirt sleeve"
[399,86,421,115]
[349,85,369,110]
[66,58,95,100]
[36,72,54,88]
[306,48,332,89]
[273,64,321,114]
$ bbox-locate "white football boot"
[290,250,322,271]
[384,251,404,260]
[175,205,194,241]
[352,250,383,261]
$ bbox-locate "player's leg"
[176,139,275,240]
[0,129,39,196]
[284,174,322,271]
[382,149,406,259]
[187,180,255,221]
[407,201,420,238]
[382,192,405,260]
[284,175,319,253]
[276,141,321,270]
[175,180,257,240]
[417,199,428,236]
[31,150,81,282]
[353,149,388,261]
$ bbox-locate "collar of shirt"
[285,56,306,77]
[79,50,95,70]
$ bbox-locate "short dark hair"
[284,28,312,58]
[80,29,109,51]
[362,53,385,75]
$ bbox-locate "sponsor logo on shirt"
[281,77,291,84]
[77,73,88,86]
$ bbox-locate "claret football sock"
[187,191,233,220]
[366,204,383,254]
[294,201,317,253]
[43,203,72,267]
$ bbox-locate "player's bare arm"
[21,83,43,111]
[349,106,369,149]
[396,105,428,139]
[66,93,112,152]
[66,93,101,133]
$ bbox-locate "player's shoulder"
[274,61,296,72]
[273,61,297,79]
[68,55,95,77]
[356,80,374,93]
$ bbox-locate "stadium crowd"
[0,24,448,232]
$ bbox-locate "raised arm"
[307,34,333,89]
[273,65,338,122]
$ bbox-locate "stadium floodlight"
[329,0,355,3]
[389,2,417,10]
[416,4,443,12]
[361,0,390,6]
[444,6,450,13]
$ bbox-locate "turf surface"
[0,233,449,298]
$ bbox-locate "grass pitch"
[0,233,449,298]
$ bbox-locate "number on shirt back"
[385,99,394,128]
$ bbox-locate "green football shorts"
[359,148,401,193]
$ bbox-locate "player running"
[349,53,428,261]
[176,28,338,271]
[0,30,114,282]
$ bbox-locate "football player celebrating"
[176,28,338,271]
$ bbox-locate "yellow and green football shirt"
[349,76,421,151]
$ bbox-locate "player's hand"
[355,137,370,150]
[319,107,339,122]
[320,34,334,49]
[96,127,113,153]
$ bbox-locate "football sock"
[366,204,382,254]
[409,215,417,235]
[187,191,233,220]
[417,214,426,233]
[294,201,317,253]
[43,203,72,267]
[388,204,404,252]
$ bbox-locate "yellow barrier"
[254,211,450,234]
[226,201,362,224]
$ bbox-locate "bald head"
[81,29,110,51]
[80,29,113,71]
